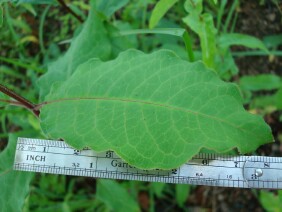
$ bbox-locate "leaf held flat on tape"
[40,50,272,169]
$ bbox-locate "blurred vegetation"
[0,0,281,211]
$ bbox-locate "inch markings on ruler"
[13,137,282,189]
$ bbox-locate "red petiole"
[0,84,40,117]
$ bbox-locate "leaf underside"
[40,50,272,169]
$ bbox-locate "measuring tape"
[13,137,282,189]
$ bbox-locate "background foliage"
[0,0,281,211]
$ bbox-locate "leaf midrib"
[40,96,248,134]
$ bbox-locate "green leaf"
[105,23,137,58]
[0,133,34,211]
[215,49,238,80]
[117,28,186,37]
[0,5,3,27]
[275,87,282,109]
[184,0,203,14]
[222,0,238,33]
[0,56,43,73]
[260,190,282,212]
[176,184,190,207]
[20,3,37,16]
[183,13,217,68]
[263,34,282,49]
[40,49,273,169]
[95,0,129,18]
[250,95,277,113]
[239,74,281,91]
[149,0,178,29]
[116,28,194,61]
[97,179,140,212]
[218,33,269,53]
[216,0,227,30]
[38,0,112,99]
[151,182,166,197]
[0,92,9,107]
[12,0,56,4]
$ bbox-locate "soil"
[235,0,282,76]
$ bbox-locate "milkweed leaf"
[40,49,272,169]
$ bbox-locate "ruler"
[13,137,282,189]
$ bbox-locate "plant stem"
[0,84,39,117]
[0,56,44,73]
[57,0,83,23]
[223,0,239,33]
[0,99,23,106]
[183,31,195,62]
[39,5,51,54]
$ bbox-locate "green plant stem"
[1,114,7,134]
[0,66,25,79]
[223,0,239,33]
[230,11,238,33]
[216,0,227,30]
[39,5,51,54]
[0,99,23,106]
[0,84,39,117]
[117,28,185,36]
[183,31,195,61]
[116,28,195,61]
[149,187,154,212]
[4,3,25,58]
[57,0,83,23]
[0,56,44,73]
[0,133,9,138]
[142,4,147,29]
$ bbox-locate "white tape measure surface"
[13,138,282,189]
